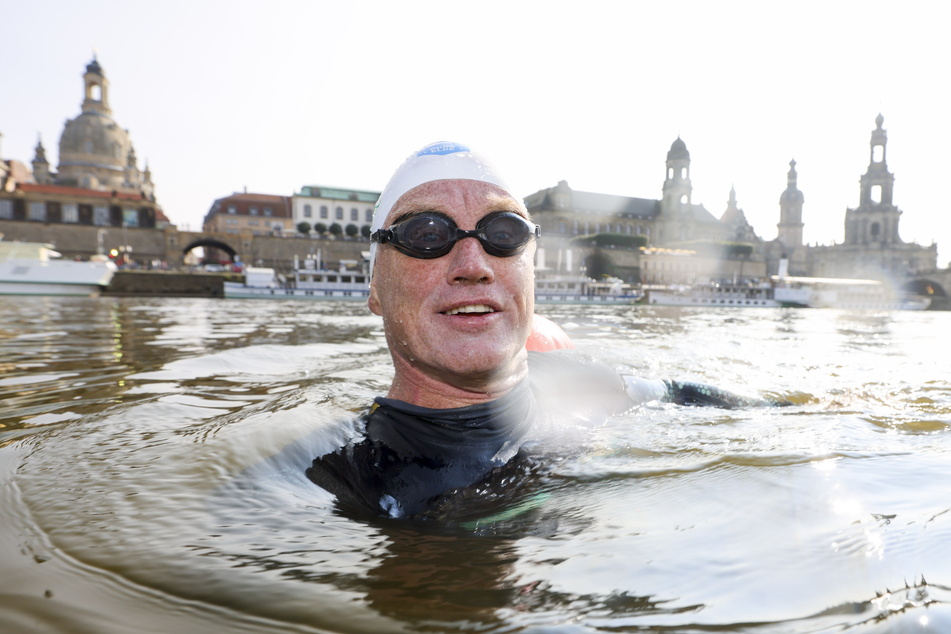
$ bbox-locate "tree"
[329,223,343,237]
[570,233,649,249]
[296,221,311,236]
[361,225,372,239]
[345,223,359,238]
[314,222,327,235]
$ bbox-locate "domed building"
[0,57,168,263]
[37,56,154,198]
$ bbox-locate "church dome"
[55,58,133,190]
[57,111,131,188]
[780,187,804,204]
[667,137,690,161]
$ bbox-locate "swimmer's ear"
[526,314,574,352]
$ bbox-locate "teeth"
[445,304,495,315]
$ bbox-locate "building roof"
[16,182,155,202]
[205,192,293,223]
[296,185,380,203]
[525,183,661,219]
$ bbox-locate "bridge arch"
[904,278,947,298]
[182,237,237,262]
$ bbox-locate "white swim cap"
[369,141,515,276]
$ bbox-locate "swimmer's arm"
[622,376,790,409]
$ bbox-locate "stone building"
[291,185,380,237]
[202,192,293,236]
[805,114,938,279]
[525,137,756,283]
[0,56,168,254]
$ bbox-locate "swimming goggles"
[370,212,540,259]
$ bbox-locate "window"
[335,206,343,220]
[249,207,259,215]
[365,208,373,222]
[227,205,237,214]
[264,207,272,216]
[0,200,13,219]
[94,206,110,226]
[320,205,328,219]
[351,208,358,221]
[872,144,884,163]
[28,202,46,221]
[62,204,79,223]
[123,209,139,227]
[304,204,312,218]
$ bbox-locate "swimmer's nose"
[446,236,495,285]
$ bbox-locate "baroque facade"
[526,137,762,284]
[805,115,937,279]
[527,116,938,286]
[0,57,168,255]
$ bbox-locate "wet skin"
[368,179,536,409]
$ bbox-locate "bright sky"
[3,0,950,266]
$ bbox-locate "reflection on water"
[2,296,951,633]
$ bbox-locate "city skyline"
[2,1,949,266]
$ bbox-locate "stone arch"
[182,237,237,262]
[582,250,616,280]
[904,278,947,298]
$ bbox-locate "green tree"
[329,223,343,237]
[314,222,327,235]
[345,223,359,237]
[296,221,311,235]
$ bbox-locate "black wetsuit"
[306,351,781,519]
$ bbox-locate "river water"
[2,296,950,633]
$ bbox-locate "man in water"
[307,141,781,520]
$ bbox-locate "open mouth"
[443,304,496,316]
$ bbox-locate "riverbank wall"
[102,270,236,297]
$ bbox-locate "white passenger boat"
[535,273,643,305]
[224,255,370,300]
[646,276,930,310]
[771,275,931,310]
[0,239,116,296]
[646,280,782,307]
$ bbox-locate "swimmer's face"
[368,179,535,394]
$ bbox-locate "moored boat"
[223,255,370,300]
[535,273,643,305]
[0,238,116,296]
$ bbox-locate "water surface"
[2,297,950,632]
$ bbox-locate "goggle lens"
[371,212,540,259]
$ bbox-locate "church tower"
[81,56,111,117]
[662,137,692,213]
[777,159,804,249]
[57,57,136,191]
[843,114,902,246]
[31,136,52,184]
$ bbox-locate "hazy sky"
[3,1,949,265]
